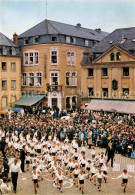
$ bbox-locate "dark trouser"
[107,156,114,167]
[11,172,18,191]
[21,159,25,172]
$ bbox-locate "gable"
[94,45,135,63]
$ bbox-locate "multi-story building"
[0,33,21,108]
[17,19,108,110]
[81,27,135,110]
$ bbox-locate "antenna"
[46,0,48,19]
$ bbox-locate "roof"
[18,19,108,41]
[86,99,135,114]
[0,32,17,47]
[85,27,135,54]
[12,94,46,106]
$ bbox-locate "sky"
[0,0,135,39]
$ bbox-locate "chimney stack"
[95,28,101,33]
[13,33,18,44]
[76,23,81,28]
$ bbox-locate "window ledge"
[66,86,77,88]
[101,76,109,79]
[121,76,130,79]
[87,76,94,79]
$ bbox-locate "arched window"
[67,50,75,66]
[66,72,70,86]
[110,53,114,61]
[116,52,121,60]
[72,72,77,86]
[37,72,42,87]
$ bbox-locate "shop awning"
[12,94,46,106]
[86,99,135,114]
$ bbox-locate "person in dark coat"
[20,146,26,172]
[105,143,115,167]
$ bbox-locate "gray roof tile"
[18,19,108,41]
[85,27,135,54]
[0,32,17,47]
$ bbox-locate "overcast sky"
[0,0,135,39]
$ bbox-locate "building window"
[110,53,114,61]
[67,50,75,66]
[66,96,77,109]
[71,37,76,44]
[50,72,58,85]
[72,72,77,86]
[24,51,39,66]
[33,36,39,44]
[51,36,57,42]
[35,52,39,64]
[88,68,93,76]
[24,38,29,45]
[2,46,7,55]
[66,36,71,43]
[116,52,121,60]
[66,97,70,109]
[12,47,16,55]
[37,72,42,87]
[85,40,89,46]
[102,88,108,97]
[88,88,94,96]
[11,63,16,71]
[102,68,108,76]
[29,72,34,86]
[11,80,16,90]
[66,72,70,86]
[24,53,28,65]
[1,62,6,71]
[123,67,129,76]
[2,80,7,90]
[51,51,57,64]
[22,73,27,86]
[29,52,34,65]
[123,88,129,97]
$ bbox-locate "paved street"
[11,147,135,195]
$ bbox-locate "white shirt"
[116,173,132,179]
[10,163,22,173]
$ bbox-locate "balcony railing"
[47,84,62,92]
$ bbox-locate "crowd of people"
[0,107,135,194]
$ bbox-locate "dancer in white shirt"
[115,169,133,193]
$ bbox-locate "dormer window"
[12,47,16,55]
[2,46,7,55]
[24,38,29,45]
[51,36,57,42]
[71,37,76,44]
[33,36,39,44]
[66,36,76,44]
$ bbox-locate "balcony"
[47,84,62,92]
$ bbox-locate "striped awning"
[86,99,135,114]
[12,94,46,106]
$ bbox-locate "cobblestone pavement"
[11,147,135,195]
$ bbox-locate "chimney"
[76,23,81,28]
[95,28,101,33]
[13,33,18,44]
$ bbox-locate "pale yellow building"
[0,33,21,108]
[17,19,107,110]
[81,27,135,109]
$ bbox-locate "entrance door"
[52,98,57,109]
